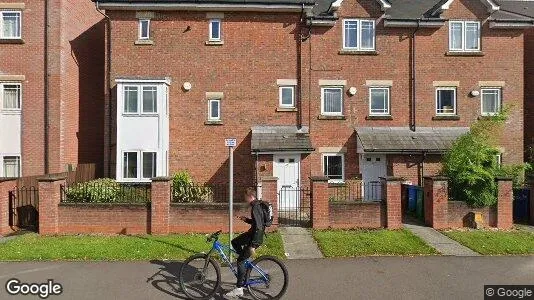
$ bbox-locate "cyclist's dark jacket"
[244,200,264,247]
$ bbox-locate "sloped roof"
[251,125,314,153]
[356,127,469,153]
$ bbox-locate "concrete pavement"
[404,223,480,256]
[278,227,323,259]
[1,256,533,299]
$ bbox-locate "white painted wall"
[0,111,21,177]
[115,79,170,182]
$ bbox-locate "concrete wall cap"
[310,176,329,182]
[260,176,278,182]
[495,176,513,181]
[151,176,172,182]
[38,175,67,182]
[423,176,448,181]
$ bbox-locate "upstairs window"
[1,83,21,110]
[123,85,157,114]
[321,87,343,116]
[369,87,390,115]
[279,86,295,108]
[323,153,344,183]
[449,21,480,52]
[343,19,375,51]
[481,88,501,116]
[208,99,221,121]
[139,19,150,40]
[3,156,20,177]
[209,19,221,41]
[1,11,21,39]
[436,87,457,115]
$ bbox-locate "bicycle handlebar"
[206,230,222,243]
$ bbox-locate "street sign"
[225,138,237,147]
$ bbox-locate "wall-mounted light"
[470,90,480,97]
[183,82,192,91]
[348,87,357,96]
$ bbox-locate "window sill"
[0,38,24,44]
[432,115,460,120]
[366,115,392,120]
[204,120,223,125]
[445,51,484,57]
[134,39,154,45]
[318,115,346,120]
[0,110,22,115]
[338,49,378,56]
[205,40,224,46]
[478,115,499,120]
[276,107,297,112]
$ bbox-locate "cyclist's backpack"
[260,201,273,227]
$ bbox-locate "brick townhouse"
[97,0,531,206]
[0,0,105,178]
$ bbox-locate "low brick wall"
[447,201,497,228]
[58,203,150,234]
[329,201,386,229]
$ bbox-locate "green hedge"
[64,178,150,203]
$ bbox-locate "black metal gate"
[9,187,39,231]
[278,187,311,227]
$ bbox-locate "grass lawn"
[0,232,285,261]
[443,229,534,255]
[313,229,437,257]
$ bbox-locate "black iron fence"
[171,183,253,203]
[328,181,383,202]
[9,186,39,230]
[60,181,151,204]
[278,186,311,227]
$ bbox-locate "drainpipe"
[296,4,306,131]
[44,0,49,174]
[410,20,421,132]
[95,3,112,177]
[419,151,427,186]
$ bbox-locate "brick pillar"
[310,176,329,229]
[381,177,403,229]
[495,177,513,230]
[260,176,278,230]
[151,177,171,235]
[423,176,449,229]
[0,179,16,236]
[38,176,66,235]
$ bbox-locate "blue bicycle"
[178,230,288,299]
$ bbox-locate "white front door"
[273,154,300,210]
[361,154,387,201]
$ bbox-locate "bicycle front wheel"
[246,255,289,300]
[179,253,221,300]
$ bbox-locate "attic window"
[342,19,375,51]
[449,21,480,52]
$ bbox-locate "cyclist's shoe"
[225,287,244,298]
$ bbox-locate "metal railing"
[60,181,151,204]
[9,186,39,230]
[328,181,383,202]
[171,183,253,203]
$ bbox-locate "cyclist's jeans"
[232,231,253,287]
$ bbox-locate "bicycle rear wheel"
[246,255,288,300]
[179,253,221,300]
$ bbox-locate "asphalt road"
[0,256,533,300]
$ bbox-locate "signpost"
[225,138,237,260]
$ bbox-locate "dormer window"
[342,19,375,51]
[449,21,480,52]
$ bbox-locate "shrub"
[171,171,214,203]
[64,178,150,203]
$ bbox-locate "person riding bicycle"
[225,187,265,298]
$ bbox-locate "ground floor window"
[142,152,157,179]
[3,156,20,177]
[123,151,157,180]
[322,153,344,182]
[123,152,138,179]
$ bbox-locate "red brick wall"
[329,202,385,229]
[169,203,251,233]
[447,201,496,228]
[0,179,17,236]
[58,203,149,234]
[389,155,442,185]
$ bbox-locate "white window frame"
[449,20,480,52]
[495,153,502,167]
[369,87,390,116]
[279,86,295,108]
[342,19,375,51]
[122,85,158,115]
[322,153,345,183]
[3,155,21,177]
[209,18,221,41]
[480,87,501,116]
[208,99,221,121]
[122,151,139,179]
[0,11,22,39]
[1,82,22,111]
[321,86,344,116]
[138,19,150,40]
[141,151,157,179]
[435,87,457,115]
